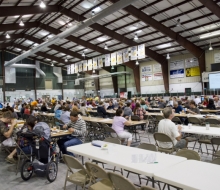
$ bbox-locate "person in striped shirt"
[57,110,86,156]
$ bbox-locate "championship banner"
[185,57,199,68]
[138,44,145,59]
[70,64,74,74]
[67,65,71,75]
[123,48,129,63]
[88,59,93,71]
[93,57,98,69]
[141,65,152,73]
[214,53,220,63]
[153,72,163,80]
[170,60,184,70]
[75,64,78,73]
[105,54,111,66]
[78,63,82,72]
[117,51,123,65]
[98,56,103,68]
[111,52,116,65]
[130,46,137,60]
[153,64,161,72]
[142,74,152,81]
[170,69,184,79]
[186,67,200,77]
[83,60,87,71]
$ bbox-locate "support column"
[1,50,6,102]
[161,63,169,92]
[34,66,37,99]
[61,82,64,100]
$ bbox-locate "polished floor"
[0,133,213,190]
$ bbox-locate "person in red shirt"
[202,98,208,106]
[24,105,31,115]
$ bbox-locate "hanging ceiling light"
[176,18,181,27]
[209,41,213,51]
[136,60,139,65]
[6,33,10,39]
[39,1,46,8]
[93,69,95,73]
[51,63,54,66]
[19,20,24,26]
[65,58,68,62]
[134,33,138,41]
[92,11,95,16]
[111,66,114,69]
[166,53,170,59]
[104,43,108,50]
[82,51,85,57]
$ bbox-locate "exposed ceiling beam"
[109,0,205,74]
[0,22,39,32]
[0,5,59,17]
[198,0,220,19]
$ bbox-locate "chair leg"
[205,144,209,155]
[120,168,123,175]
[138,174,142,185]
[192,141,197,150]
[126,171,130,178]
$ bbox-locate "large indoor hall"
[0,0,220,190]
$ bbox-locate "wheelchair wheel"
[21,160,33,181]
[46,160,58,182]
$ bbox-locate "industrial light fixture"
[6,33,10,39]
[19,20,24,26]
[111,66,114,69]
[39,1,46,8]
[209,41,213,51]
[166,53,170,59]
[84,48,88,51]
[82,51,85,57]
[136,60,139,65]
[92,11,95,16]
[51,63,54,66]
[65,58,68,62]
[93,69,95,73]
[104,43,108,50]
[134,33,138,41]
[176,18,181,27]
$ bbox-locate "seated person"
[79,103,87,116]
[57,110,86,156]
[133,102,146,120]
[107,101,115,110]
[60,107,70,124]
[97,101,107,118]
[173,102,183,113]
[0,111,17,164]
[123,102,133,119]
[40,102,48,112]
[140,100,148,110]
[207,99,216,110]
[158,107,187,149]
[112,109,132,146]
[24,105,31,115]
[202,98,209,106]
[55,106,63,119]
[158,99,166,109]
[188,100,200,115]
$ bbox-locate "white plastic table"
[154,160,220,190]
[67,143,186,178]
[181,125,220,136]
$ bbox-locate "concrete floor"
[0,133,213,190]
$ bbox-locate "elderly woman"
[112,109,132,146]
[133,102,146,120]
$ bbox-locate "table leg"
[152,177,155,188]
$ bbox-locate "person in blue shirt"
[55,106,63,119]
[173,102,183,113]
[107,101,115,110]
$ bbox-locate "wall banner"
[185,66,200,77]
[142,74,153,81]
[105,54,111,66]
[123,48,129,63]
[88,59,93,71]
[185,57,199,68]
[70,64,74,74]
[111,52,116,65]
[153,64,161,72]
[153,72,163,80]
[67,65,71,75]
[138,44,145,59]
[75,64,78,73]
[83,60,87,71]
[141,65,152,73]
[170,69,184,79]
[78,63,82,72]
[98,56,103,68]
[130,46,137,60]
[93,57,98,69]
[170,60,184,70]
[214,53,220,63]
[117,51,123,65]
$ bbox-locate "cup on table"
[188,123,192,129]
[53,126,57,131]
